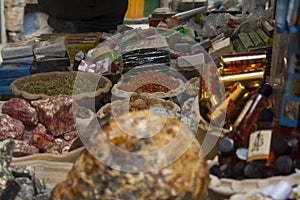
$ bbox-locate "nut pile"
[98,93,179,118]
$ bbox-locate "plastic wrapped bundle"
[119,48,170,74]
[51,110,209,200]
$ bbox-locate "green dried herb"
[19,73,101,96]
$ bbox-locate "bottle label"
[247,130,272,162]
[233,99,253,127]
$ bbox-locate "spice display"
[51,110,209,200]
[117,70,180,93]
[0,96,91,156]
[0,1,297,199]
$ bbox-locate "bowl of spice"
[10,71,112,108]
[97,93,180,119]
[111,69,186,99]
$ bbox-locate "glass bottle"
[275,155,295,175]
[198,64,223,122]
[220,51,267,75]
[208,82,249,129]
[231,83,273,145]
[198,77,211,123]
[246,108,276,177]
[217,83,272,175]
[243,160,268,178]
[218,83,273,152]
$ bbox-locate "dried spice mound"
[18,73,102,96]
[117,71,180,93]
[2,98,38,126]
[135,83,170,93]
[51,110,209,200]
[31,95,77,137]
[0,114,24,141]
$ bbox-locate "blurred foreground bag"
[38,0,128,32]
[51,110,210,200]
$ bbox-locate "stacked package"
[0,40,33,95]
[38,33,102,65]
[32,37,70,73]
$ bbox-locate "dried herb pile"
[18,73,102,96]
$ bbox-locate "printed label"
[247,130,272,162]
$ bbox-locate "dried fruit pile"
[0,96,79,156]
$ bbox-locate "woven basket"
[10,71,112,108]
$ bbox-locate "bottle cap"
[243,161,265,178]
[275,155,294,175]
[269,180,292,200]
[233,161,246,179]
[236,147,248,161]
[217,137,234,156]
[209,164,221,177]
[218,164,233,178]
[272,137,292,155]
[257,83,272,98]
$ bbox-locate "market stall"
[0,0,300,199]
